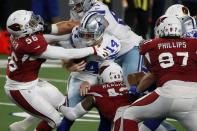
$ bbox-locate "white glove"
[93,45,110,59]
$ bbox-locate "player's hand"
[93,45,109,59]
[80,81,91,96]
[66,60,87,72]
[129,85,140,95]
[129,85,140,102]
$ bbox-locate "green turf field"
[0,58,186,131]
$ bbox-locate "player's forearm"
[44,20,80,35]
[127,72,145,86]
[39,45,94,60]
[59,103,87,121]
[53,20,80,35]
[137,72,156,92]
[43,34,71,43]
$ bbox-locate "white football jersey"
[85,1,143,56]
[70,32,121,83]
[184,29,197,38]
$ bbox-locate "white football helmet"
[99,61,123,83]
[157,16,182,37]
[165,4,190,21]
[69,0,97,13]
[78,12,108,46]
[6,10,44,38]
[154,15,167,38]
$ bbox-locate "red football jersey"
[87,82,130,121]
[6,33,48,82]
[140,38,197,86]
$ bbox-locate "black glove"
[128,85,140,102]
[43,23,52,34]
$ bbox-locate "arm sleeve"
[60,103,88,121]
[38,45,94,60]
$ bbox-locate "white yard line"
[84,114,100,118]
[76,119,99,122]
[166,118,177,122]
[0,102,16,106]
[89,111,99,114]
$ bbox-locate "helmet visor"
[78,28,98,46]
[78,31,94,39]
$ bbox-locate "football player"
[115,16,197,131]
[59,62,132,129]
[58,12,121,131]
[66,12,121,107]
[4,10,110,131]
[57,2,143,130]
[126,15,177,131]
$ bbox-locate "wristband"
[51,24,58,34]
[92,46,96,55]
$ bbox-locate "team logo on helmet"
[155,17,167,27]
[182,6,189,15]
[8,23,22,31]
[99,65,109,75]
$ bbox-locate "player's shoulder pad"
[89,2,108,14]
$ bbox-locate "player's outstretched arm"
[44,20,80,35]
[38,45,110,60]
[43,34,71,44]
[59,96,94,121]
[127,72,145,86]
[38,45,95,60]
